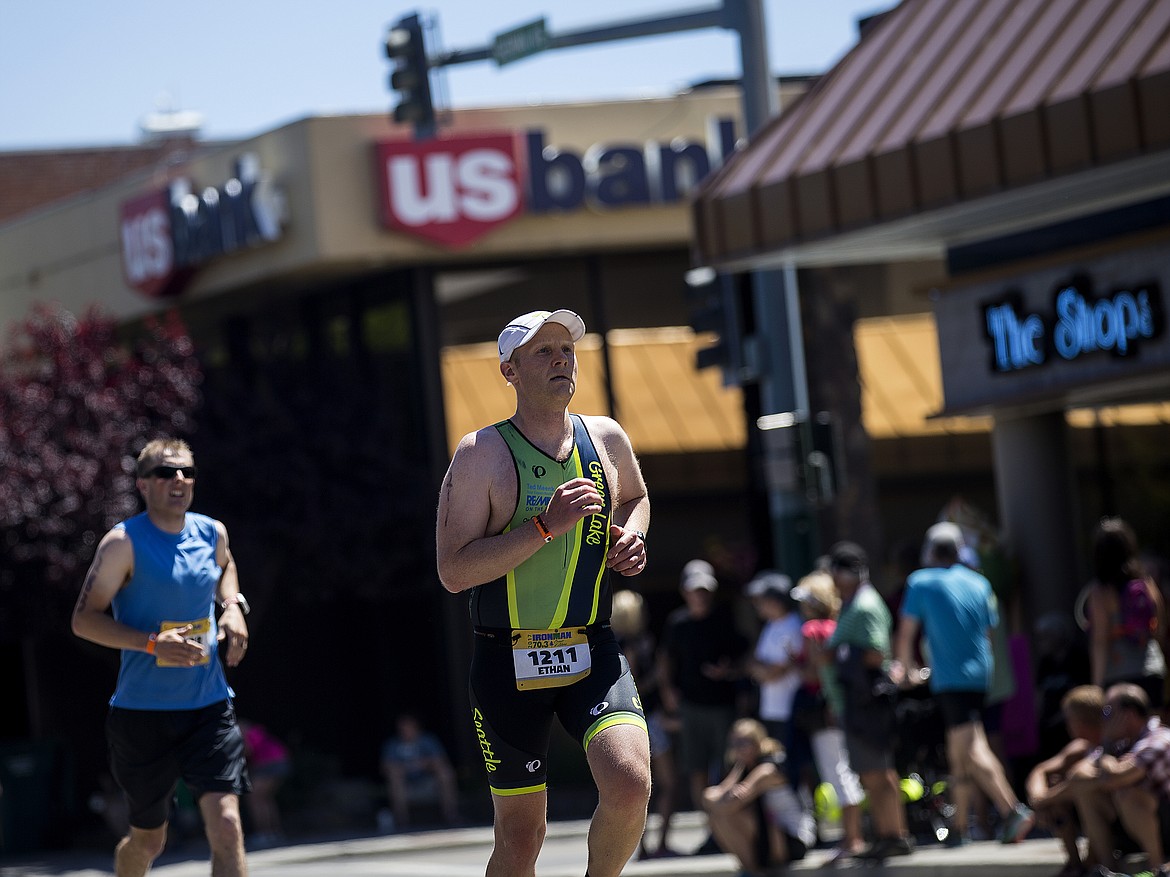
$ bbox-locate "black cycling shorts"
[106,699,251,830]
[468,625,647,795]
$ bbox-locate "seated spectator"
[240,720,291,848]
[1025,685,1105,877]
[380,713,460,830]
[1069,683,1170,877]
[701,718,816,877]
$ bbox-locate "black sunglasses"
[143,465,198,480]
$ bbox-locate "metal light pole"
[724,0,816,576]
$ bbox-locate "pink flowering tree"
[0,304,202,592]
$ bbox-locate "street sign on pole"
[492,17,549,66]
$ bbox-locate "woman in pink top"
[241,721,290,847]
[791,571,866,860]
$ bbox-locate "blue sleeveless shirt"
[109,512,233,710]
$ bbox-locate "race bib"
[157,617,212,667]
[512,627,591,690]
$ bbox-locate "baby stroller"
[812,678,956,847]
[894,682,955,845]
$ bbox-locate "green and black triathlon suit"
[468,414,647,796]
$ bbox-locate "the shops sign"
[119,154,286,298]
[983,278,1163,373]
[374,120,737,248]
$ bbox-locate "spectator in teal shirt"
[827,541,913,860]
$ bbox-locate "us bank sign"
[119,154,287,298]
[373,120,737,248]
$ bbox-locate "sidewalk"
[2,812,1074,877]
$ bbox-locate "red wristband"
[145,632,158,655]
[533,515,554,543]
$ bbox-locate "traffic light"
[685,267,750,386]
[385,13,435,138]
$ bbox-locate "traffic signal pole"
[725,0,817,576]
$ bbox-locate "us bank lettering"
[374,119,738,249]
[585,460,607,546]
[472,708,502,772]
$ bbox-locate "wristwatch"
[221,593,251,615]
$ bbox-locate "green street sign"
[492,17,549,66]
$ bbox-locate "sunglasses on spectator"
[729,737,756,747]
[144,465,198,480]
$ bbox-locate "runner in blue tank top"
[437,309,651,877]
[72,437,252,877]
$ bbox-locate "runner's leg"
[487,790,548,877]
[585,724,651,877]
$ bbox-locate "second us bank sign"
[373,120,737,248]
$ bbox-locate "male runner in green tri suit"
[437,309,651,877]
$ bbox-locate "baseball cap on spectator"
[498,309,586,362]
[680,559,718,592]
[745,570,792,600]
[924,521,965,553]
[828,541,868,574]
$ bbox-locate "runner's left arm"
[214,520,249,667]
[593,416,649,576]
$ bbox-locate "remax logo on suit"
[374,119,736,248]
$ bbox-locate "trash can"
[0,740,57,854]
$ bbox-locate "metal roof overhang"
[692,0,1170,272]
[702,150,1170,272]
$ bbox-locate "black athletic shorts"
[468,624,647,795]
[936,690,987,730]
[106,699,251,830]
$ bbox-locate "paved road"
[2,812,1078,877]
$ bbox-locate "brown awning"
[693,0,1170,269]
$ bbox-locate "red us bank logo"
[374,134,522,249]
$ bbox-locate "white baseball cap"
[924,521,965,553]
[746,570,793,599]
[498,309,586,363]
[680,559,718,592]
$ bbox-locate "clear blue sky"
[0,0,889,150]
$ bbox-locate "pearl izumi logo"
[119,154,286,298]
[374,119,736,249]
